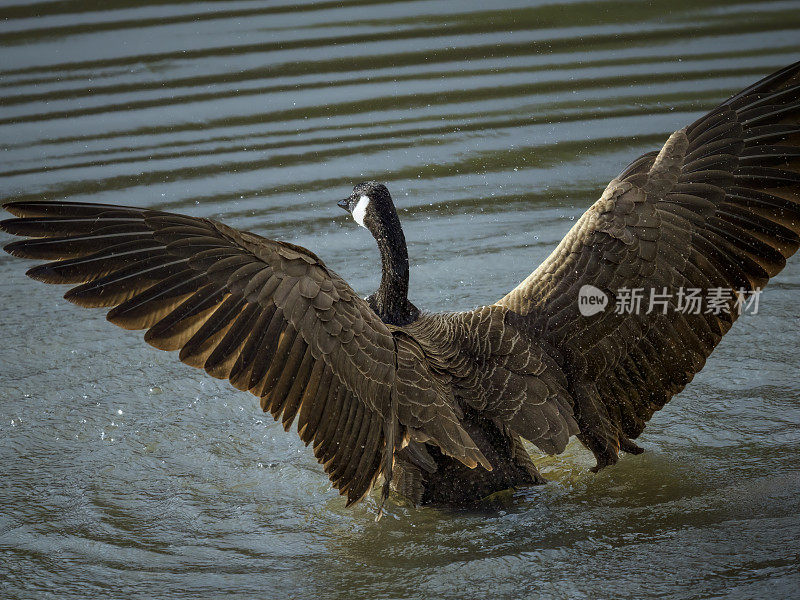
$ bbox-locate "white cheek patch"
[352,195,370,228]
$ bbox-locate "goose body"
[3,62,800,509]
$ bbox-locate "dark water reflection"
[1,1,799,599]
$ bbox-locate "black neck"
[366,210,419,326]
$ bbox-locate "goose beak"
[337,198,351,212]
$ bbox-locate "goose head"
[338,181,419,326]
[337,181,394,232]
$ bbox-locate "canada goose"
[2,62,800,511]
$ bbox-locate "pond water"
[1,1,799,599]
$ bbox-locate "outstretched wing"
[496,61,800,468]
[0,201,484,504]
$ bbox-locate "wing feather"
[1,202,482,504]
[495,61,800,468]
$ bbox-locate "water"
[1,1,799,598]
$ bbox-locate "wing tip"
[3,238,31,258]
[0,218,28,237]
[2,202,29,218]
